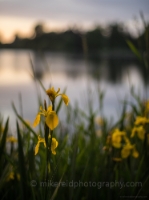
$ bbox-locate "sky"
[0,0,149,43]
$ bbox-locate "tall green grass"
[0,85,149,200]
[0,16,149,200]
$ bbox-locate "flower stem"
[44,100,49,180]
[48,101,55,162]
[44,100,50,200]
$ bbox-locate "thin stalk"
[44,100,49,200]
[44,100,55,200]
[48,101,55,163]
[44,100,49,177]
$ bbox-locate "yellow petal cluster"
[34,135,58,155]
[121,144,139,159]
[6,172,20,182]
[110,128,139,159]
[134,116,149,126]
[131,126,145,140]
[33,105,59,130]
[35,135,46,155]
[51,138,58,155]
[111,129,126,148]
[46,87,69,106]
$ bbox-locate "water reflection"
[0,49,148,129]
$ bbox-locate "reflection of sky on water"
[0,50,148,129]
[0,68,31,85]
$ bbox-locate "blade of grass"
[50,175,63,200]
[135,173,149,199]
[17,121,28,200]
[29,54,46,92]
[126,40,142,61]
[56,88,67,114]
[0,118,9,161]
[12,102,37,138]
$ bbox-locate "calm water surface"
[0,49,148,130]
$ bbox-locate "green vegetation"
[0,23,147,54]
[0,18,149,200]
[0,84,149,200]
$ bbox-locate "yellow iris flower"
[134,116,149,126]
[121,143,139,159]
[131,126,145,140]
[34,135,58,155]
[33,105,59,130]
[111,129,126,148]
[46,87,69,106]
[6,172,20,182]
[51,138,59,155]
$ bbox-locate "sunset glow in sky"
[0,0,149,43]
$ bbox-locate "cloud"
[0,0,148,22]
[0,0,148,42]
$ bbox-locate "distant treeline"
[0,23,147,53]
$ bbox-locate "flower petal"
[121,147,130,158]
[132,148,139,158]
[51,150,56,155]
[46,111,59,130]
[47,105,52,113]
[61,94,69,106]
[51,138,58,155]
[33,114,40,127]
[46,87,56,102]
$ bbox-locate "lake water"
[0,49,148,130]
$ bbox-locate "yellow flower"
[121,144,139,159]
[7,136,17,143]
[131,126,145,140]
[112,129,126,148]
[46,87,69,106]
[51,138,58,155]
[121,143,133,158]
[132,147,139,158]
[35,135,46,155]
[6,172,20,182]
[123,135,131,144]
[34,135,58,155]
[134,116,149,126]
[33,105,59,130]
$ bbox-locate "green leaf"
[17,121,27,200]
[56,88,67,114]
[12,102,37,138]
[50,175,63,200]
[29,55,46,92]
[0,118,9,161]
[126,40,142,61]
